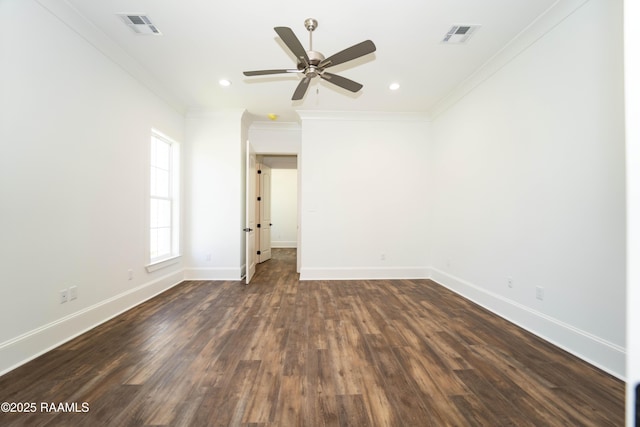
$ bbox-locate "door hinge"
[257,250,261,255]
[257,223,261,228]
[257,169,262,174]
[257,196,261,201]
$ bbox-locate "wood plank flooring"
[0,249,624,426]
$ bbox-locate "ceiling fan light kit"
[243,18,376,101]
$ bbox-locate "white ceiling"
[53,0,562,122]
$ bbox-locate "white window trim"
[145,255,180,273]
[147,129,181,271]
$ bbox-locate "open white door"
[245,141,256,284]
[258,164,272,263]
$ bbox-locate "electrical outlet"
[59,289,68,304]
[536,286,544,300]
[69,286,78,301]
[380,253,386,261]
[508,277,513,288]
[128,269,134,281]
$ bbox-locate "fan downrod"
[298,18,324,66]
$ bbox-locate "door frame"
[245,151,301,274]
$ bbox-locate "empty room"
[1,0,638,425]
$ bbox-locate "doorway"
[246,154,299,283]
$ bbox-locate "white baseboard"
[299,264,624,378]
[271,241,297,248]
[300,266,430,281]
[0,270,184,376]
[184,267,242,281]
[429,268,626,380]
[2,264,624,382]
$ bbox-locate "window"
[148,131,180,268]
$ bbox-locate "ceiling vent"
[118,14,162,35]
[442,25,480,44]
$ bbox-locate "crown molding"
[296,110,430,122]
[249,121,302,132]
[185,108,248,119]
[429,0,590,118]
[35,0,186,114]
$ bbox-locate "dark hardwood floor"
[0,249,624,426]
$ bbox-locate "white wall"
[429,0,625,377]
[625,0,640,423]
[298,112,431,280]
[184,110,246,280]
[249,122,301,155]
[271,168,298,248]
[184,119,300,280]
[0,0,185,374]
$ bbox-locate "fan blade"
[274,27,310,66]
[319,40,376,68]
[320,72,363,92]
[243,69,299,76]
[292,76,311,100]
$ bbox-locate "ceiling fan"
[243,18,376,101]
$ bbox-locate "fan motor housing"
[306,51,325,66]
[297,51,326,77]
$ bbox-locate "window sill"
[146,255,181,273]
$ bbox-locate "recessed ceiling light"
[219,79,231,87]
[389,82,400,91]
